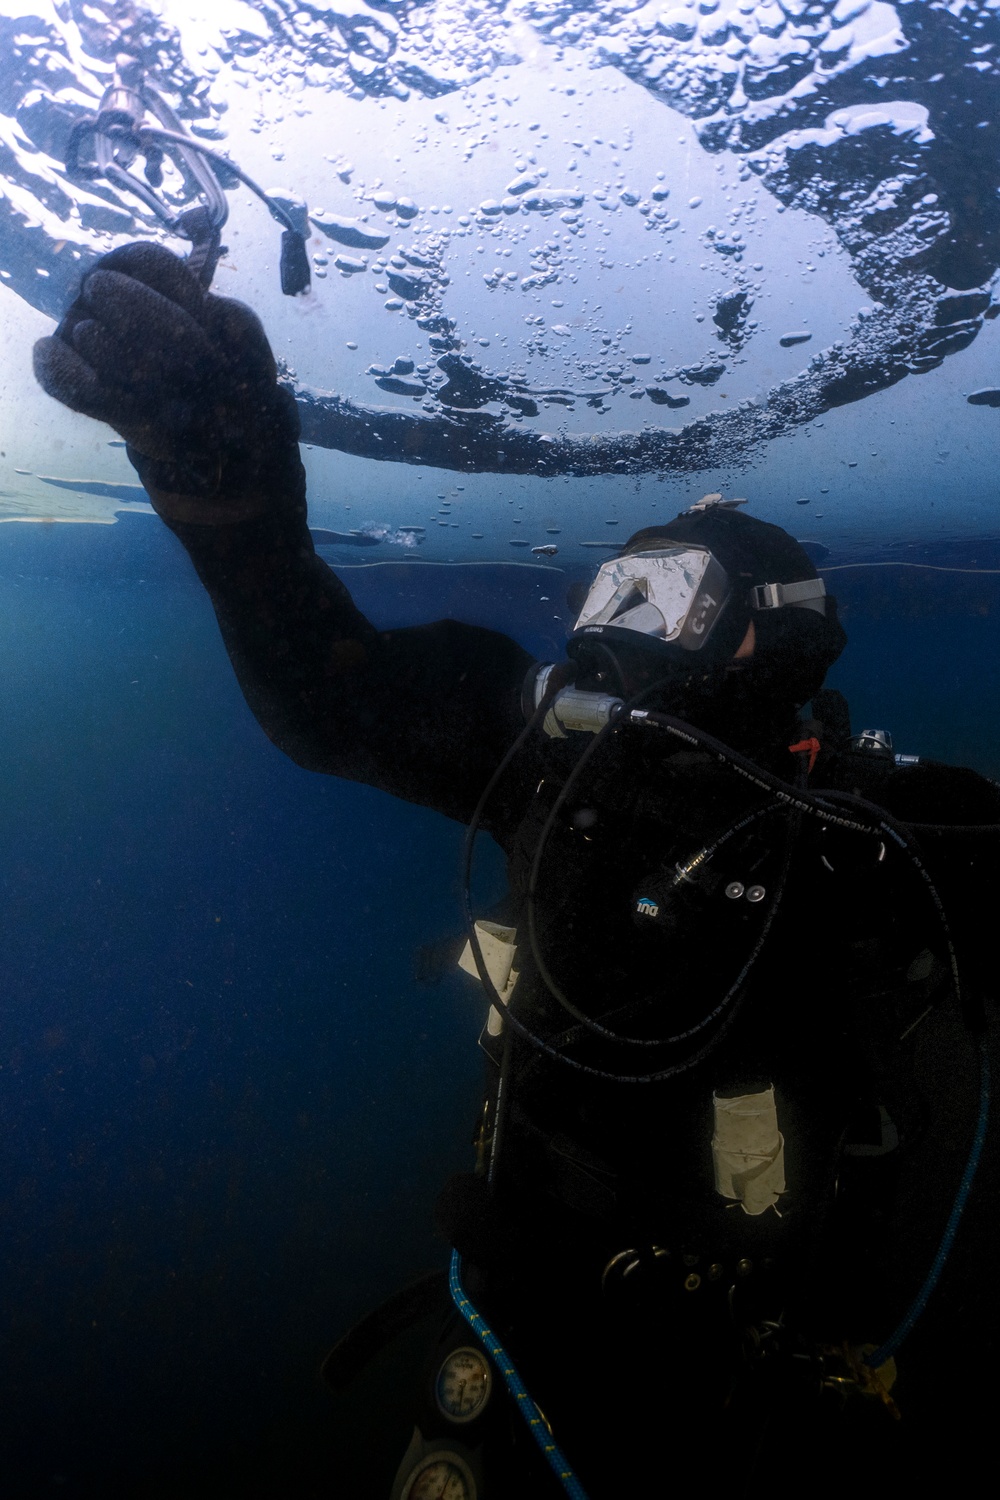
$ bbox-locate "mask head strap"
[751,577,828,616]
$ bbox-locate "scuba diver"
[34,242,1000,1495]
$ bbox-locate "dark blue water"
[3,516,1000,1496]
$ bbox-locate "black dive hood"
[529,507,847,738]
[569,508,818,664]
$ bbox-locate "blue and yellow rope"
[448,1251,590,1500]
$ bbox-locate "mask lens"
[573,547,730,651]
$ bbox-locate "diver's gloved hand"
[33,243,305,527]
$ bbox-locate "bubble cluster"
[2,0,999,482]
[538,0,1000,303]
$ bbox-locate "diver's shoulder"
[878,757,1000,826]
[814,726,1000,825]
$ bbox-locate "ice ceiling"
[1,0,999,549]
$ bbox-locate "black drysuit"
[169,508,999,1491]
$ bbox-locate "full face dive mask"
[527,534,830,738]
[572,545,735,656]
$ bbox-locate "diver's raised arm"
[34,244,534,825]
[33,242,305,529]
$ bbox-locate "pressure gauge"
[435,1346,493,1424]
[401,1450,477,1500]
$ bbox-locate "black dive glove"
[33,242,305,527]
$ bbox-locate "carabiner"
[64,57,309,296]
